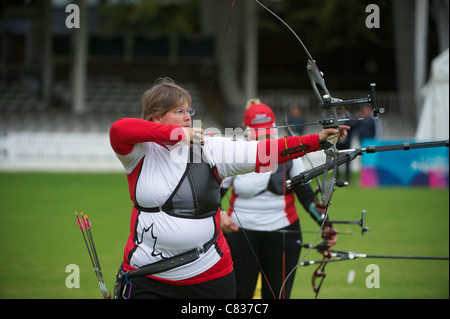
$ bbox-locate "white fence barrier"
[0,132,123,172]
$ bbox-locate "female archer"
[109,77,348,299]
[220,99,338,299]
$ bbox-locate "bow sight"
[307,59,385,128]
[318,83,385,121]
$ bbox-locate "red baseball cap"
[243,103,276,138]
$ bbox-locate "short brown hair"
[141,77,192,121]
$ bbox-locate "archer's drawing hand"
[181,127,204,145]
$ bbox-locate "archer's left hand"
[322,225,338,248]
[319,125,350,146]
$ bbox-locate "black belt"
[126,232,219,279]
[134,204,168,213]
[134,204,218,219]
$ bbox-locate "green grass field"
[0,172,448,299]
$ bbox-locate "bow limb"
[257,0,341,209]
[306,59,340,208]
[311,223,337,298]
[312,249,331,299]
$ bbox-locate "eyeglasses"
[172,107,195,117]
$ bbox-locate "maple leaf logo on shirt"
[136,223,169,260]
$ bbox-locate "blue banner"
[360,138,449,187]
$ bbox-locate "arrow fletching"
[74,211,111,299]
[75,212,85,232]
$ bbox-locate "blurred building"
[0,0,448,171]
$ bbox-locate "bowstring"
[201,0,236,128]
[200,0,278,299]
[255,0,315,61]
[221,189,277,299]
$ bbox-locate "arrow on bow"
[297,243,449,297]
[299,245,450,264]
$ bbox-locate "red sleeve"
[109,118,187,155]
[255,134,320,173]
